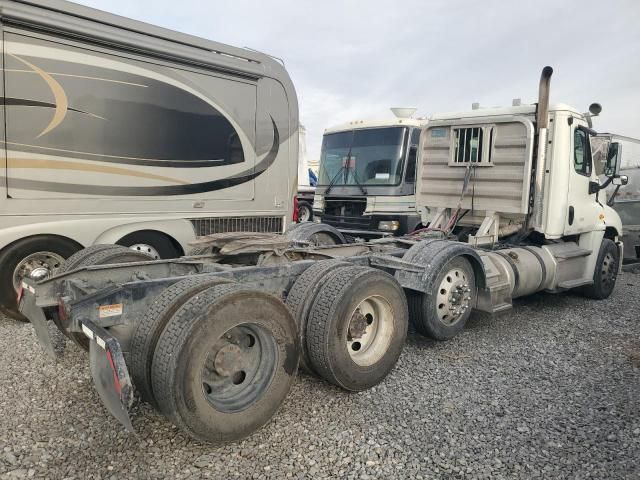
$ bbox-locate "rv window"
[574,129,592,176]
[405,129,421,183]
[451,127,494,165]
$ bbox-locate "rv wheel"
[409,256,476,340]
[117,231,181,259]
[305,266,408,391]
[0,236,81,321]
[151,284,298,445]
[297,201,313,223]
[286,223,346,246]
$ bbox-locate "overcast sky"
[76,0,640,160]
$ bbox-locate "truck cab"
[312,109,426,239]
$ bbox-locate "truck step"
[550,246,592,260]
[557,279,592,289]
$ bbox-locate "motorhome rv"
[313,109,427,238]
[0,0,298,320]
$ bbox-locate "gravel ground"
[0,272,638,480]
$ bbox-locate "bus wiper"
[324,164,346,195]
[325,130,356,195]
[349,168,368,195]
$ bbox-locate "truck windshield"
[318,127,408,186]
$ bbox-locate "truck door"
[564,122,604,235]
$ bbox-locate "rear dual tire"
[129,275,234,406]
[151,284,299,445]
[287,263,408,391]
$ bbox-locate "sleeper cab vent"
[190,216,284,236]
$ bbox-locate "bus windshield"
[318,127,408,186]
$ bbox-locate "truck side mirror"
[605,142,622,177]
[612,175,628,186]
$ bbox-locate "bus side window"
[405,129,421,183]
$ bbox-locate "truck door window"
[573,128,592,176]
[405,129,421,183]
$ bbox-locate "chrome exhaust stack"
[530,66,553,230]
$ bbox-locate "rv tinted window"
[574,129,591,176]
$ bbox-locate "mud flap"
[82,320,135,433]
[18,285,62,361]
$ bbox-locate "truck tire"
[0,236,81,321]
[297,201,313,223]
[409,256,476,340]
[580,239,619,300]
[129,275,234,406]
[306,266,408,391]
[59,246,155,351]
[117,231,181,259]
[286,222,346,246]
[285,260,352,373]
[56,244,122,274]
[151,284,299,445]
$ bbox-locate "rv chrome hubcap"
[12,252,66,292]
[436,268,472,325]
[128,244,160,259]
[298,205,312,222]
[201,324,277,413]
[347,296,394,367]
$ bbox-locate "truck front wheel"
[580,239,619,300]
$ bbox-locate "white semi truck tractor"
[405,66,627,329]
[20,67,627,445]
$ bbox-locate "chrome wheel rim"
[128,244,160,259]
[298,206,312,222]
[12,251,66,292]
[436,267,472,325]
[200,323,277,413]
[347,295,394,367]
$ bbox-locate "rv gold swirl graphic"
[2,38,285,197]
[3,118,280,196]
[8,53,70,138]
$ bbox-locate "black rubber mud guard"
[395,239,486,293]
[18,282,63,360]
[82,320,135,432]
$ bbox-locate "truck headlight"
[378,220,400,231]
